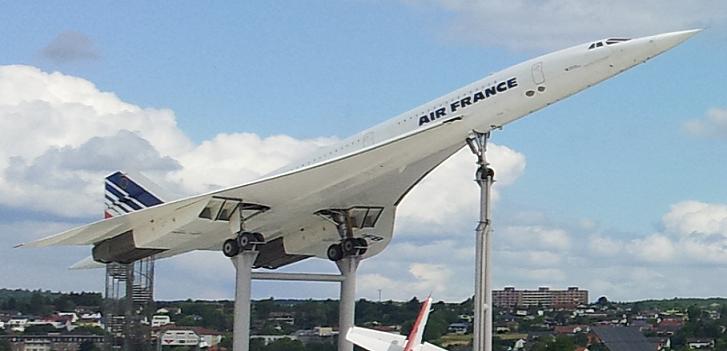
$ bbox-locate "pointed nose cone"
[648,29,702,53]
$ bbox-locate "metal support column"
[336,256,359,351]
[467,131,494,351]
[232,251,259,351]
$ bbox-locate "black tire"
[342,238,357,255]
[223,239,239,257]
[252,232,265,243]
[238,233,252,249]
[355,238,368,256]
[327,244,344,261]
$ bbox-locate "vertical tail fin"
[104,171,166,218]
[404,296,433,351]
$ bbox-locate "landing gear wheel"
[237,232,254,250]
[342,238,357,255]
[223,239,240,257]
[327,244,344,261]
[355,238,368,256]
[252,232,265,244]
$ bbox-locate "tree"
[0,340,10,351]
[547,335,575,350]
[24,325,57,334]
[79,340,98,351]
[265,338,305,351]
[596,296,609,306]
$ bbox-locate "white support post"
[232,251,259,351]
[336,256,359,351]
[468,131,494,351]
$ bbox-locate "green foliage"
[0,339,10,351]
[79,340,99,351]
[74,326,107,335]
[24,324,58,334]
[263,338,305,351]
[0,289,102,314]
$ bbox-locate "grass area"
[440,333,472,347]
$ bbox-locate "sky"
[1,1,727,303]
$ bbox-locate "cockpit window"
[589,37,630,49]
[606,38,631,45]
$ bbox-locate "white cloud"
[588,234,623,257]
[396,145,526,234]
[683,108,727,139]
[500,225,571,251]
[627,234,676,263]
[662,200,727,236]
[405,0,723,50]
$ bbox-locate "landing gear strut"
[221,201,270,257]
[316,209,368,261]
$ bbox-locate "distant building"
[493,287,588,308]
[0,334,104,351]
[151,315,172,328]
[447,323,468,334]
[687,338,715,349]
[155,326,222,350]
[267,312,295,326]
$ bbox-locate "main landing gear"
[326,237,367,261]
[223,232,265,257]
[221,201,270,258]
[316,209,369,262]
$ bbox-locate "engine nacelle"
[92,230,166,264]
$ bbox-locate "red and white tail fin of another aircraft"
[346,297,447,351]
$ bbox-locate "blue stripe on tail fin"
[104,171,165,218]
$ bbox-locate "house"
[448,323,468,334]
[554,325,589,335]
[7,318,29,332]
[513,338,526,350]
[151,315,172,328]
[155,306,182,315]
[77,313,103,329]
[629,319,652,332]
[590,326,656,351]
[314,327,335,337]
[647,336,671,350]
[687,338,715,349]
[267,312,295,326]
[655,318,684,336]
[156,326,222,350]
[57,313,79,323]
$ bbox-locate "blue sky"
[1,1,727,302]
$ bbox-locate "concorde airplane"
[346,297,446,351]
[21,30,700,270]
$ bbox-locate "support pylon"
[467,131,495,351]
